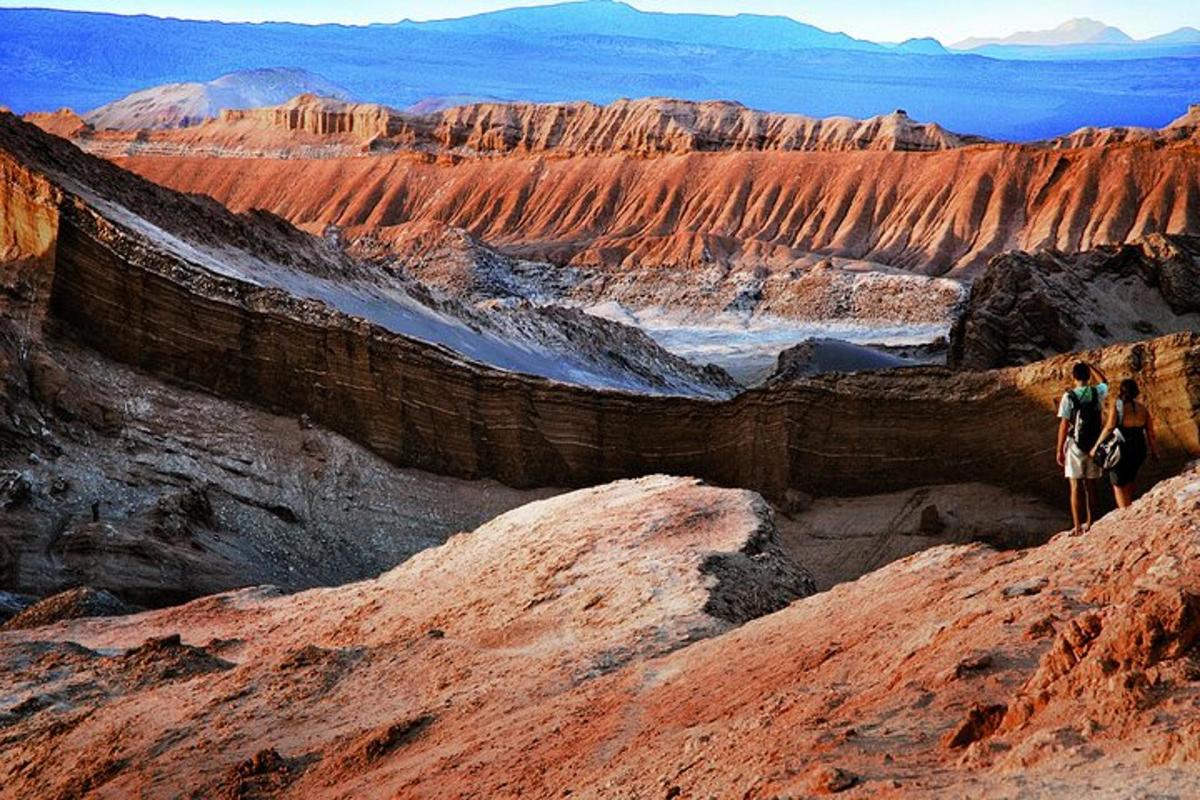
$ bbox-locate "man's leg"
[1069,478,1084,534]
[1084,478,1099,530]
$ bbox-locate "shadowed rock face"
[3,110,1199,509]
[949,234,1200,369]
[3,466,1199,797]
[0,328,560,606]
[29,101,1198,278]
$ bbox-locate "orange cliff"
[30,95,1200,276]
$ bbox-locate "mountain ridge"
[4,6,1200,140]
[952,17,1133,49]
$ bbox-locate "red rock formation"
[26,98,1199,277]
[221,93,397,138]
[3,465,1200,796]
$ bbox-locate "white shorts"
[1064,441,1102,480]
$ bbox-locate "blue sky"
[0,0,1195,43]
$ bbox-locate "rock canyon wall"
[30,97,1197,277]
[4,112,1198,510]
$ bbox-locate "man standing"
[1056,360,1108,535]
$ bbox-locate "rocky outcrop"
[949,234,1200,369]
[0,474,815,798]
[3,466,1200,796]
[221,94,397,138]
[765,337,912,382]
[20,109,91,140]
[74,94,989,157]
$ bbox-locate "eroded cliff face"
[3,467,1199,797]
[17,98,1190,278]
[0,149,60,320]
[221,94,397,139]
[43,179,1200,503]
[105,131,1200,278]
[950,234,1200,369]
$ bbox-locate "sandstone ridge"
[92,94,989,157]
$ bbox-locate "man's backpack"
[1066,388,1103,450]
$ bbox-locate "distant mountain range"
[2,2,1199,141]
[412,0,882,52]
[951,17,1200,58]
[952,18,1134,49]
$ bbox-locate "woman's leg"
[1114,482,1134,509]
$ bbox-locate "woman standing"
[1092,379,1159,508]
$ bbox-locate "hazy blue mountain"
[951,18,1200,60]
[888,38,949,55]
[959,42,1200,61]
[2,5,1199,141]
[410,0,883,52]
[1147,27,1200,45]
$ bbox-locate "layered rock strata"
[29,100,1196,276]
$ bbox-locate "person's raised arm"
[1091,402,1118,457]
[1057,417,1069,466]
[1089,361,1109,386]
